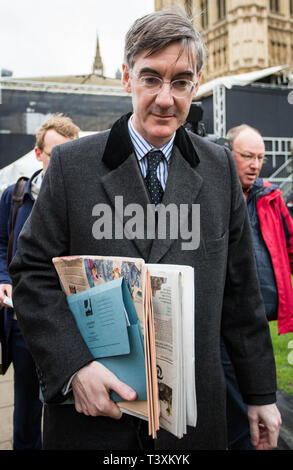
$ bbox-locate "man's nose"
[249,157,261,169]
[155,83,174,106]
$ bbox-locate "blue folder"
[66,277,147,402]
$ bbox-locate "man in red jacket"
[221,123,293,449]
[227,124,293,333]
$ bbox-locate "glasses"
[132,73,197,98]
[234,150,265,163]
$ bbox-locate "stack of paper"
[53,255,196,439]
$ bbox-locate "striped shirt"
[128,115,175,190]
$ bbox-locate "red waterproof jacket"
[256,180,293,334]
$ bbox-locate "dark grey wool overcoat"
[9,113,276,450]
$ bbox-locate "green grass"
[269,321,293,396]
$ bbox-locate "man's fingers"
[71,361,136,419]
[249,416,260,447]
[0,284,12,303]
[248,404,282,450]
[262,407,282,449]
[99,371,137,419]
[74,390,122,420]
[102,400,123,420]
[265,420,281,449]
[108,375,137,403]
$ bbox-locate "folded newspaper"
[53,255,197,439]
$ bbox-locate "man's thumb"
[110,377,137,402]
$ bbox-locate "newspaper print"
[148,268,182,437]
[53,255,146,331]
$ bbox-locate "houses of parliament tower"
[155,0,293,83]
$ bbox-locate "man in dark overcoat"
[9,10,281,451]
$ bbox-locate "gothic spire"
[92,33,104,76]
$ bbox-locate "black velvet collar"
[102,112,200,170]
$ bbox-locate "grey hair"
[226,124,262,145]
[124,10,206,74]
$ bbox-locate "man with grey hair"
[222,124,293,449]
[9,11,281,451]
[227,123,293,328]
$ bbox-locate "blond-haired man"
[0,114,79,449]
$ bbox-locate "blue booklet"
[67,277,147,402]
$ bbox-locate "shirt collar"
[32,171,44,188]
[128,114,175,163]
[102,112,200,170]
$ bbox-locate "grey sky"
[1,0,154,79]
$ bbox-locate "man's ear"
[122,64,132,94]
[35,147,42,162]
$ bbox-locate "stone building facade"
[155,0,293,82]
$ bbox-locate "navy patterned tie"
[145,151,164,205]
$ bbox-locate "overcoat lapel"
[148,146,203,263]
[101,152,154,259]
[100,113,203,262]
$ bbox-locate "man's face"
[232,129,265,189]
[35,129,74,173]
[122,41,201,148]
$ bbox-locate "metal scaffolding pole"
[213,85,226,137]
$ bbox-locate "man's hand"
[71,361,137,419]
[248,403,282,450]
[0,283,12,307]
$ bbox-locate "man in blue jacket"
[0,114,79,449]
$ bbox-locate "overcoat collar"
[100,113,202,262]
[102,112,200,169]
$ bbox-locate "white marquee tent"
[0,150,42,195]
[195,65,289,99]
